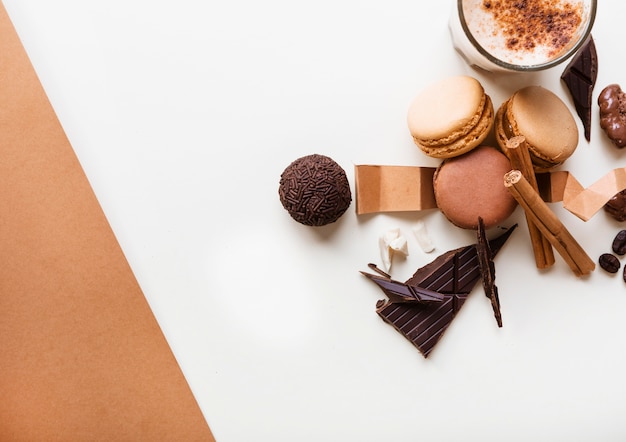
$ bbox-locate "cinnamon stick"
[504,170,595,276]
[505,136,555,269]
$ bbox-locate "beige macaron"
[495,85,578,171]
[407,76,494,159]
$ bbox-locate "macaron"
[407,76,494,159]
[495,85,578,171]
[433,146,517,230]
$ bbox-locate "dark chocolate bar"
[368,224,517,357]
[375,293,468,358]
[561,35,598,142]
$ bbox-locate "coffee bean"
[623,265,626,283]
[612,230,626,255]
[599,253,621,273]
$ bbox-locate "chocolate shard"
[370,224,517,357]
[360,271,445,304]
[476,217,502,327]
[561,35,598,142]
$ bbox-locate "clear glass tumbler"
[449,0,597,73]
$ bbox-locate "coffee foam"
[461,0,588,67]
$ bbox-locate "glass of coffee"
[449,0,597,73]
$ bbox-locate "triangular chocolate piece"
[561,35,598,142]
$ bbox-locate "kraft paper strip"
[0,3,215,440]
[356,164,626,222]
[560,168,626,221]
[355,165,436,214]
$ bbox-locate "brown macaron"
[495,86,578,171]
[407,76,494,159]
[433,146,517,230]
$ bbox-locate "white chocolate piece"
[388,235,408,256]
[412,220,435,253]
[378,228,409,272]
[379,235,393,272]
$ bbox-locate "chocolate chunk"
[561,36,598,142]
[476,217,502,327]
[278,154,351,226]
[599,253,620,274]
[604,189,626,221]
[598,84,626,148]
[366,224,517,357]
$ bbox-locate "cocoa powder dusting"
[481,0,582,57]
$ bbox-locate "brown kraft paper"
[355,164,626,222]
[0,3,215,441]
[354,165,437,214]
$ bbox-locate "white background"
[4,1,626,440]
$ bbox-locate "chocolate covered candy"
[598,84,626,148]
[604,189,626,221]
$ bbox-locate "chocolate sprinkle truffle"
[278,154,351,226]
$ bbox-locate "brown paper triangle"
[0,4,214,440]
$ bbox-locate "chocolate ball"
[605,189,626,221]
[278,154,351,226]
